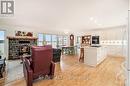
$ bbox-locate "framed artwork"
[15,31,33,37]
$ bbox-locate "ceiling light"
[64,31,69,34]
[64,30,70,34]
[90,17,94,21]
[94,20,97,23]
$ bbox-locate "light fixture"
[64,31,69,34]
[90,17,94,21]
[94,20,97,23]
[64,30,70,34]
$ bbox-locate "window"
[77,36,81,44]
[58,36,63,46]
[0,31,5,57]
[63,36,68,46]
[52,35,57,48]
[45,35,51,45]
[76,36,81,49]
[0,31,4,40]
[38,33,68,48]
[38,33,43,46]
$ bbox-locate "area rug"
[5,60,23,85]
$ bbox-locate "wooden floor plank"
[2,55,125,86]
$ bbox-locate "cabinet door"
[84,48,97,66]
[97,48,101,61]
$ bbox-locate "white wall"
[0,24,127,59]
[85,26,127,57]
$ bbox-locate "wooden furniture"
[84,46,107,67]
[81,35,91,46]
[7,36,38,40]
[79,48,84,62]
[70,34,74,46]
[79,35,91,62]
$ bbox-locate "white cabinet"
[84,46,107,67]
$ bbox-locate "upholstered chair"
[23,45,55,86]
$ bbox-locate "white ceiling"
[0,0,128,34]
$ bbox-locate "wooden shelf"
[7,36,38,40]
[81,35,91,46]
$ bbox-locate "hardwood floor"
[4,55,125,86]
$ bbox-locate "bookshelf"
[81,35,91,46]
